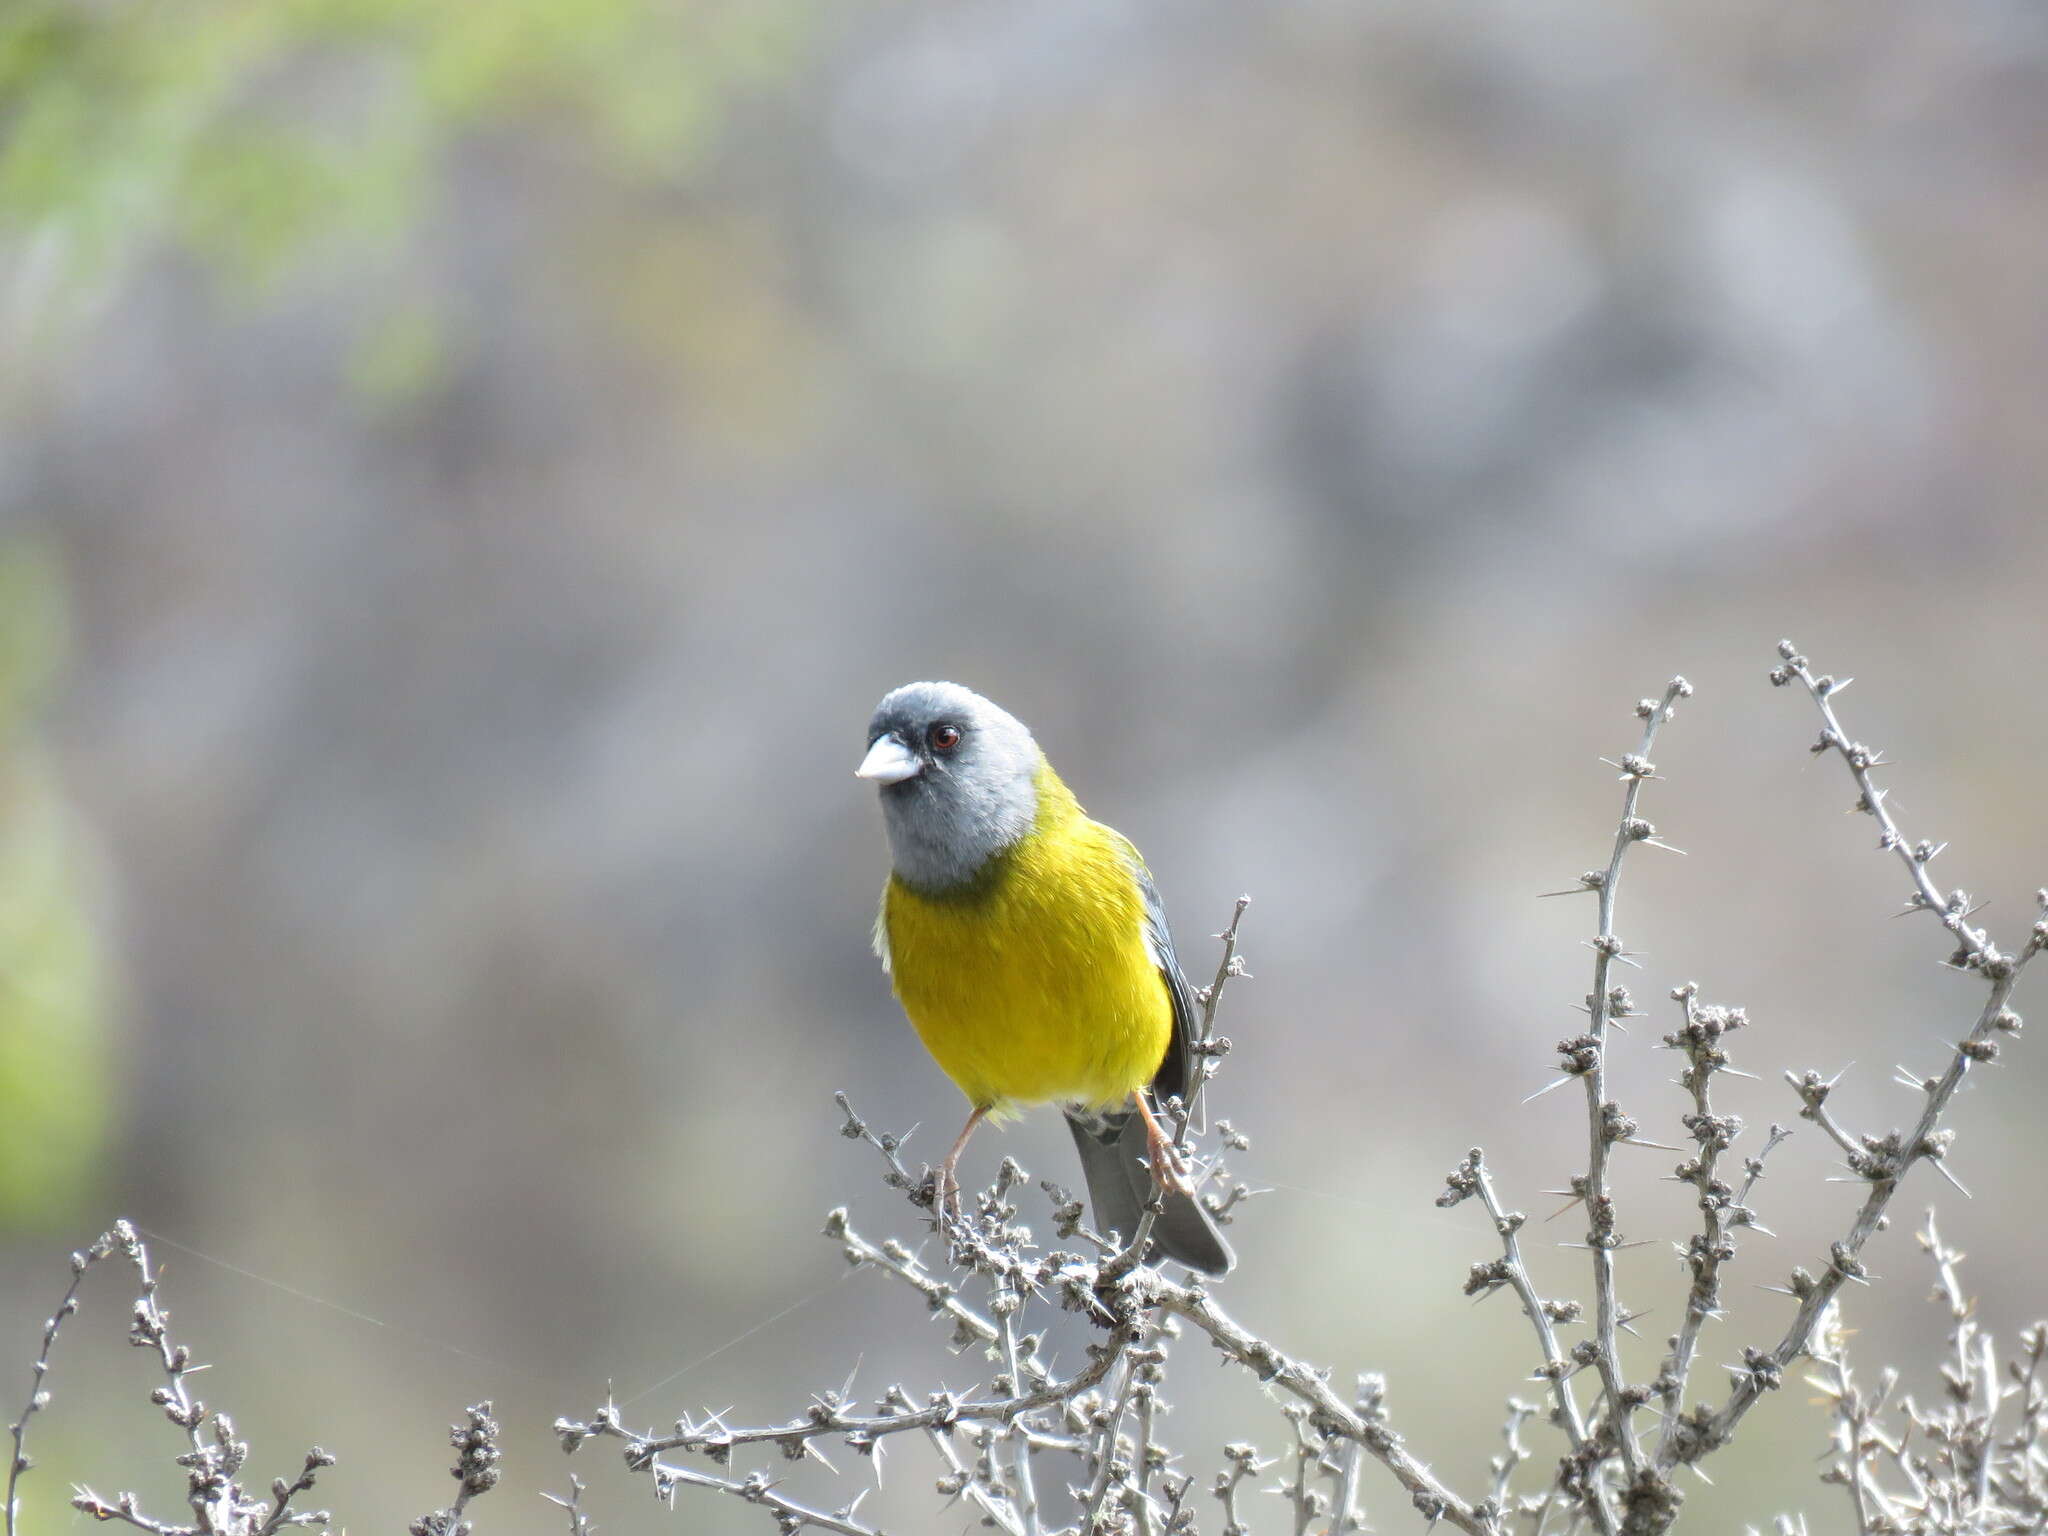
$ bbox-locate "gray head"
[857,681,1042,893]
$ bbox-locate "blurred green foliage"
[0,0,818,1221]
[0,542,111,1231]
[0,0,812,368]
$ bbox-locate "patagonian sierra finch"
[857,681,1234,1275]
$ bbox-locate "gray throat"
[880,771,1039,894]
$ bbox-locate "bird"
[856,680,1234,1275]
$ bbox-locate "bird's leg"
[936,1104,989,1224]
[1132,1089,1195,1198]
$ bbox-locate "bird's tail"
[1064,1107,1234,1275]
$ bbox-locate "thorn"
[1643,840,1689,856]
[1928,1160,1973,1200]
[1522,1077,1577,1105]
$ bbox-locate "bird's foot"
[931,1106,986,1235]
[1132,1089,1197,1199]
[1141,1115,1197,1200]
[929,1164,963,1224]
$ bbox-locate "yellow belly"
[882,791,1172,1117]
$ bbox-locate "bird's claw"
[1143,1122,1197,1199]
[930,1166,962,1223]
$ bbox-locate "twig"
[1805,1211,2048,1533]
[1333,1383,1371,1535]
[567,1330,1130,1465]
[994,1273,1042,1536]
[924,1418,1024,1536]
[823,1206,1003,1349]
[651,1460,881,1536]
[6,1227,121,1536]
[409,1403,502,1536]
[1652,984,1789,1460]
[1182,895,1252,1142]
[539,1475,593,1536]
[1438,1150,1610,1533]
[1489,1399,1536,1515]
[1149,1277,1499,1532]
[1215,1441,1267,1536]
[1576,677,1693,1491]
[69,1489,195,1534]
[37,1222,337,1536]
[1275,1403,1334,1536]
[1079,1339,1145,1528]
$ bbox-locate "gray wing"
[1127,848,1201,1109]
[1063,835,1235,1275]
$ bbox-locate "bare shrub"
[14,643,2043,1536]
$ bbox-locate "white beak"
[855,734,923,784]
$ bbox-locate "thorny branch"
[561,907,1509,1535]
[7,1226,116,1536]
[1658,646,2044,1471]
[1578,676,1691,1498]
[1651,989,1791,1462]
[1809,1212,2048,1534]
[1437,1149,1604,1532]
[1476,676,1694,1532]
[408,1403,503,1536]
[1180,895,1252,1141]
[12,1221,507,1536]
[9,1221,339,1536]
[1451,644,2038,1534]
[540,1475,594,1536]
[563,1181,1509,1532]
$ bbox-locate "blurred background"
[4,1,2048,1530]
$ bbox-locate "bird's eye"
[929,724,962,753]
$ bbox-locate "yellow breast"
[880,762,1172,1116]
